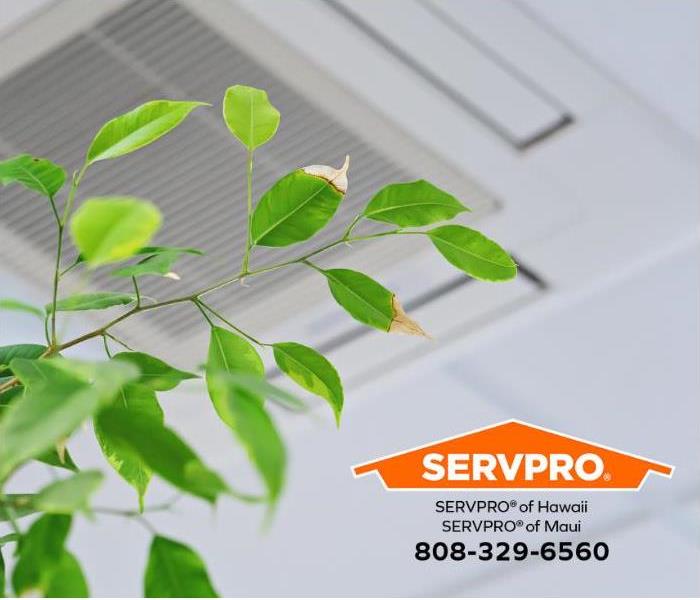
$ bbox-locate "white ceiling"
[0,0,698,596]
[524,0,700,138]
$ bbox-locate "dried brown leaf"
[388,296,430,338]
[302,155,350,194]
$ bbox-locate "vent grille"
[0,0,495,361]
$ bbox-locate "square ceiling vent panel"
[0,0,503,364]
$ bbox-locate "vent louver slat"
[0,0,417,360]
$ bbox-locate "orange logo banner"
[352,420,673,491]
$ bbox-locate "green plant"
[0,84,516,597]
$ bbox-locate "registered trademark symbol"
[516,520,524,527]
[603,472,612,481]
[510,500,517,507]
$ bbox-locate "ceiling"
[0,0,698,596]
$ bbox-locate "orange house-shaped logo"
[352,420,673,491]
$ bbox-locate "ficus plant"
[0,84,516,597]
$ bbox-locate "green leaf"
[223,85,280,151]
[37,447,79,473]
[0,299,44,319]
[217,373,306,413]
[321,268,427,336]
[0,386,22,416]
[44,551,88,598]
[112,352,198,391]
[207,373,285,504]
[144,535,218,598]
[361,179,468,227]
[86,100,208,164]
[15,357,140,406]
[11,514,71,596]
[8,357,62,388]
[0,385,22,410]
[137,245,204,256]
[95,384,163,510]
[34,471,103,515]
[207,326,263,378]
[428,224,517,281]
[0,344,45,377]
[273,342,343,424]
[0,495,36,522]
[0,359,138,481]
[95,407,227,503]
[0,154,65,198]
[70,197,162,266]
[66,246,202,273]
[48,291,135,313]
[111,250,198,279]
[205,326,265,420]
[250,157,349,247]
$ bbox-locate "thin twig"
[101,334,113,358]
[191,298,215,327]
[196,299,266,346]
[92,499,178,517]
[104,331,135,351]
[132,276,141,308]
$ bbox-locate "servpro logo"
[352,420,673,491]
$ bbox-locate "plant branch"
[0,378,20,394]
[342,213,363,239]
[196,299,266,346]
[241,149,254,274]
[50,164,88,347]
[59,256,82,277]
[191,298,215,327]
[49,202,64,347]
[43,313,50,346]
[0,229,408,394]
[132,276,141,308]
[104,331,135,351]
[101,334,113,358]
[60,164,87,227]
[41,228,417,360]
[92,498,178,518]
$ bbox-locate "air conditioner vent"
[0,0,497,363]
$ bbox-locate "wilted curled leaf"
[388,296,429,338]
[302,154,350,194]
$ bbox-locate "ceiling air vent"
[0,0,541,376]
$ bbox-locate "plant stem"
[56,230,409,348]
[132,276,141,308]
[92,499,177,517]
[0,492,22,538]
[0,228,423,375]
[49,194,63,347]
[101,334,113,358]
[61,164,87,227]
[50,164,88,347]
[196,299,266,346]
[43,314,50,345]
[241,149,254,274]
[342,213,362,239]
[191,298,215,327]
[104,331,134,351]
